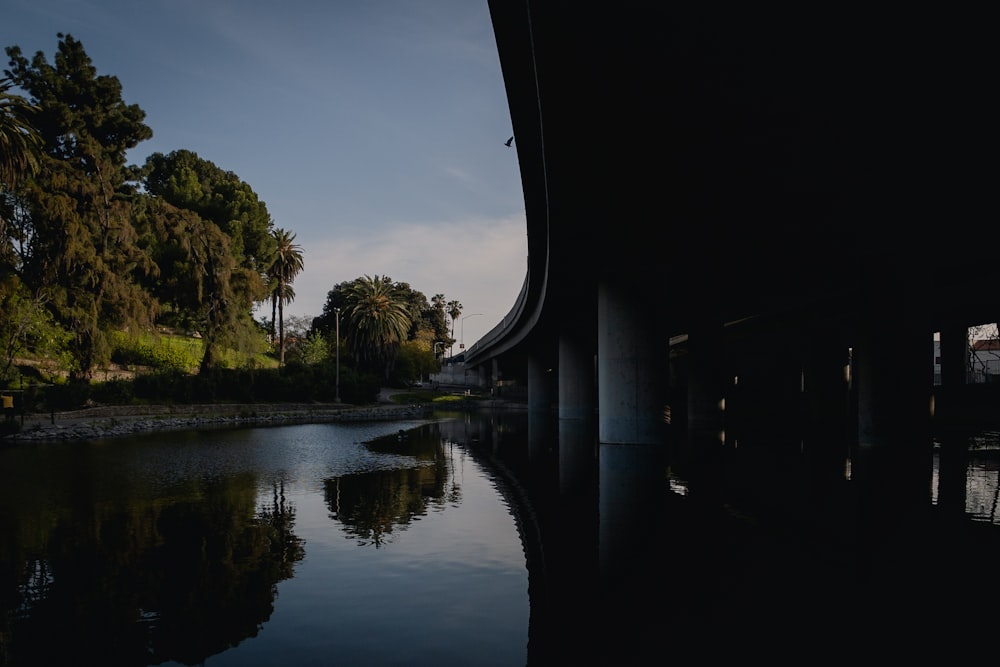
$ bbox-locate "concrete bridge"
[464,3,995,494]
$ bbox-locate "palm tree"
[266,228,304,364]
[0,77,42,190]
[446,300,462,353]
[344,274,411,378]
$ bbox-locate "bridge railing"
[464,270,531,362]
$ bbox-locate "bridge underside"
[467,3,994,459]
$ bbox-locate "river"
[2,410,1000,665]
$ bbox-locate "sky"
[2,0,527,351]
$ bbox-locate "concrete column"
[855,326,932,452]
[939,324,968,389]
[853,311,934,509]
[559,417,594,496]
[528,354,554,413]
[557,313,597,501]
[596,282,669,446]
[685,323,725,443]
[559,332,596,421]
[934,324,970,513]
[935,323,968,421]
[598,442,662,583]
[726,324,803,449]
[800,328,852,487]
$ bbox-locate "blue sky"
[3,0,527,349]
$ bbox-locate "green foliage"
[90,378,135,405]
[389,341,438,387]
[131,370,199,404]
[0,77,42,188]
[141,150,274,373]
[4,34,157,380]
[291,329,329,365]
[0,285,73,382]
[121,362,381,406]
[317,276,459,382]
[142,149,274,267]
[1,35,453,405]
[110,330,199,372]
[265,227,304,365]
[43,380,93,411]
[385,388,486,405]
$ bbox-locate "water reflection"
[324,428,451,548]
[5,412,1000,664]
[933,429,1000,524]
[2,470,303,665]
[0,420,528,666]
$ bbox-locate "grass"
[7,330,279,389]
[111,330,279,374]
[387,388,490,405]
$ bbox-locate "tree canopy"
[0,34,286,379]
[1,33,461,393]
[4,33,156,379]
[315,276,454,381]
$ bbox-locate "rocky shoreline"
[2,401,432,442]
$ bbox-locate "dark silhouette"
[504,136,513,147]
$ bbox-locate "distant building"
[933,337,1000,385]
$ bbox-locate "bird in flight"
[504,136,514,147]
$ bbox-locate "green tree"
[446,300,462,349]
[266,228,304,365]
[5,34,157,380]
[0,77,41,190]
[296,329,329,365]
[141,149,274,369]
[428,293,452,351]
[141,149,274,268]
[133,196,242,372]
[343,274,411,379]
[0,286,71,383]
[314,278,449,384]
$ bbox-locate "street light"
[334,307,341,403]
[460,313,483,351]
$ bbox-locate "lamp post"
[334,307,341,403]
[460,313,483,351]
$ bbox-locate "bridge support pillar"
[686,322,725,444]
[855,323,932,453]
[559,332,596,421]
[853,309,934,527]
[558,323,598,496]
[800,328,852,487]
[598,442,662,583]
[935,323,968,421]
[596,283,669,446]
[935,322,971,516]
[528,354,554,413]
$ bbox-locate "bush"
[91,379,135,405]
[110,331,199,372]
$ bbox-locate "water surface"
[0,417,528,666]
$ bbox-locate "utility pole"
[335,307,341,403]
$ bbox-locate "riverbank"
[2,398,430,442]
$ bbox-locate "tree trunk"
[278,296,285,365]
